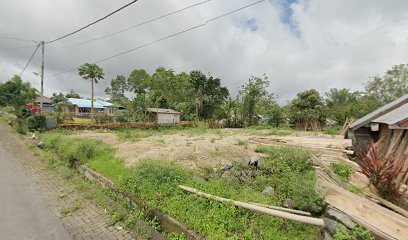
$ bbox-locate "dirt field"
[72,128,351,170]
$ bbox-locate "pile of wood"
[375,129,408,183]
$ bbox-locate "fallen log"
[248,202,311,216]
[178,185,325,227]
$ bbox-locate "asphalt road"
[0,124,71,240]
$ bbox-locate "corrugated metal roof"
[146,108,181,114]
[67,98,113,109]
[350,94,408,130]
[372,103,408,125]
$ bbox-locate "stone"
[282,198,295,209]
[222,171,232,178]
[36,141,45,149]
[261,186,275,195]
[323,218,348,236]
[222,164,233,171]
[325,207,356,229]
[323,230,334,240]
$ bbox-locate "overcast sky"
[1,0,408,104]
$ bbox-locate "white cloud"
[1,0,408,103]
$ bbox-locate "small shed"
[348,93,408,159]
[146,108,181,125]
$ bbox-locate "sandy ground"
[74,131,261,169]
[72,129,351,170]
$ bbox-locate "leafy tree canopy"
[289,89,326,130]
[0,75,37,107]
[366,64,408,104]
[238,75,270,126]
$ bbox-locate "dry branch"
[178,185,325,227]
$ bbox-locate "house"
[64,98,118,116]
[34,96,54,112]
[146,108,181,125]
[348,94,408,163]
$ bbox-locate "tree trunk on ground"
[91,78,94,121]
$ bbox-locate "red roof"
[34,96,52,104]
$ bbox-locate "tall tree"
[65,89,81,99]
[105,75,128,104]
[0,75,37,108]
[189,70,229,120]
[51,92,67,104]
[78,63,104,120]
[238,75,269,126]
[325,88,381,125]
[288,89,326,131]
[366,64,408,104]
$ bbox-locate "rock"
[323,230,334,240]
[222,164,233,171]
[222,171,232,178]
[261,186,275,195]
[243,156,252,165]
[325,207,356,229]
[36,141,45,149]
[323,218,348,236]
[282,198,295,209]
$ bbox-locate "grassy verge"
[25,141,164,239]
[39,131,323,239]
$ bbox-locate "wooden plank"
[179,185,325,227]
[316,178,408,240]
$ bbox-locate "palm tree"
[78,63,104,120]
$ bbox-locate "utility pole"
[40,41,45,115]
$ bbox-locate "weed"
[323,126,341,135]
[345,183,361,194]
[330,162,354,181]
[334,226,374,240]
[210,138,216,143]
[109,211,126,225]
[237,140,248,147]
[156,139,165,145]
[60,199,82,216]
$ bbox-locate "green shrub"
[334,226,374,240]
[331,163,354,181]
[25,115,46,131]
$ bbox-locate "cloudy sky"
[1,0,408,104]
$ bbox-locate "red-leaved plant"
[358,142,408,203]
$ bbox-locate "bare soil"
[72,129,351,170]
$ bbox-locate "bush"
[334,226,374,240]
[225,117,244,128]
[331,162,354,181]
[358,142,408,205]
[25,115,46,131]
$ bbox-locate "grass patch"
[323,126,341,135]
[236,139,248,147]
[61,198,82,216]
[330,162,354,181]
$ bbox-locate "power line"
[0,35,38,42]
[46,0,139,44]
[52,0,214,50]
[20,42,41,76]
[51,0,266,77]
[0,44,38,52]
